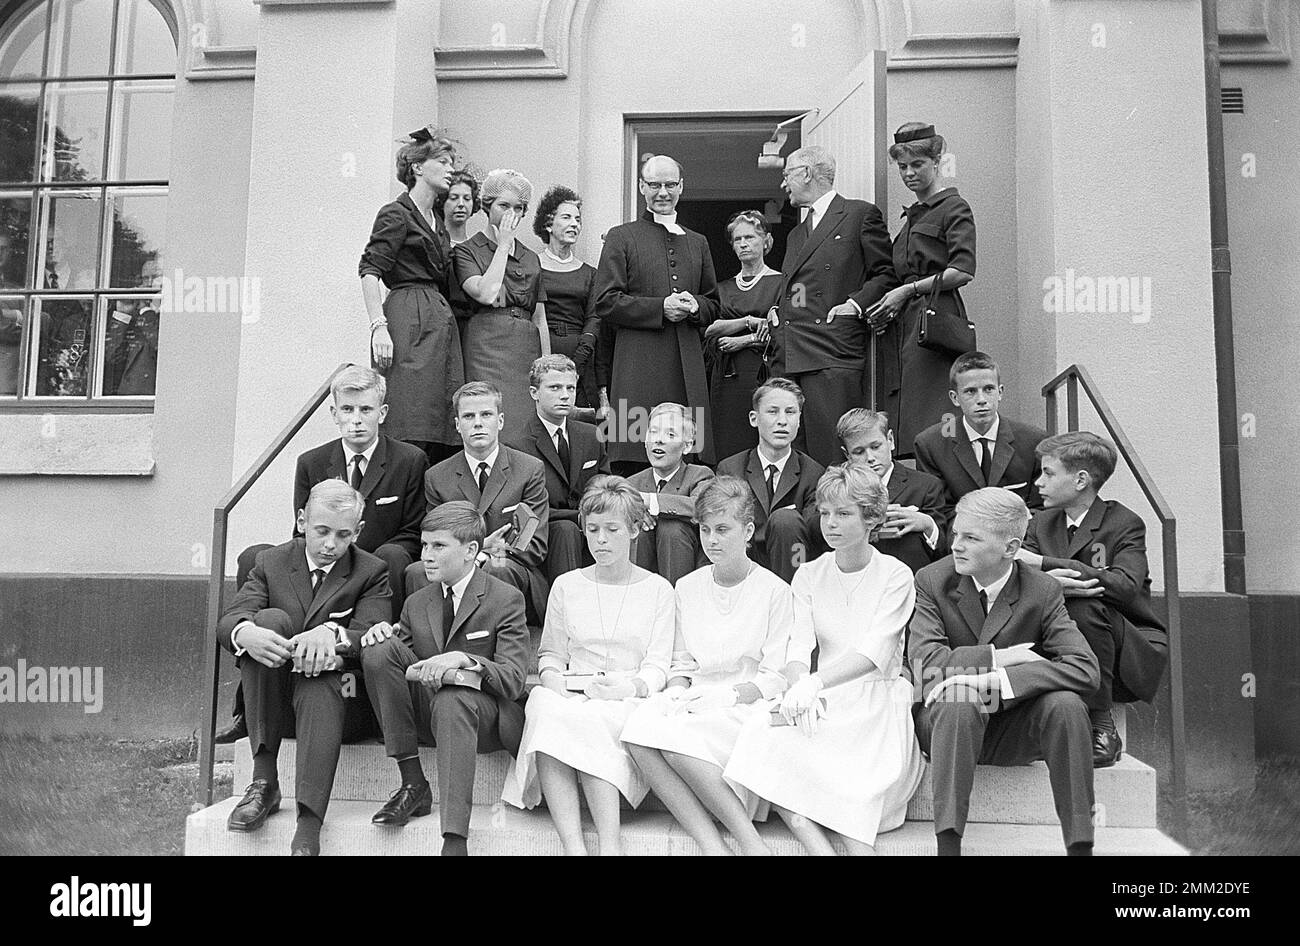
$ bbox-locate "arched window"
[0,0,175,404]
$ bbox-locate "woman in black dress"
[706,210,781,459]
[359,127,464,462]
[533,185,606,418]
[453,168,550,446]
[864,122,976,457]
[435,169,481,338]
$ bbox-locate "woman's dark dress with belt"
[539,262,601,408]
[453,231,546,447]
[358,190,464,446]
[709,273,780,459]
[884,187,976,455]
[447,238,476,335]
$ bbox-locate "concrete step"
[185,797,1185,856]
[231,738,1158,827]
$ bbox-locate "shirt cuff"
[996,668,1015,700]
[848,297,862,314]
[230,620,256,657]
[923,521,939,548]
[641,492,660,517]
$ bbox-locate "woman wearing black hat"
[358,127,464,462]
[863,122,976,457]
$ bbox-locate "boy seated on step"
[836,407,949,574]
[717,378,824,583]
[217,479,393,856]
[626,402,714,585]
[1016,431,1169,768]
[909,487,1100,857]
[913,351,1048,511]
[361,501,530,856]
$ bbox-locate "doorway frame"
[621,111,807,221]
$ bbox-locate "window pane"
[0,295,25,395]
[107,189,164,287]
[116,0,175,75]
[40,189,102,288]
[0,193,33,288]
[100,294,158,395]
[47,0,112,77]
[110,80,172,180]
[0,1,48,79]
[0,84,42,183]
[41,81,108,181]
[32,295,92,396]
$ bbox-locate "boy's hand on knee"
[361,621,396,648]
[293,627,338,677]
[242,626,293,668]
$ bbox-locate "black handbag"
[916,275,976,356]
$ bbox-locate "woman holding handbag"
[864,122,976,457]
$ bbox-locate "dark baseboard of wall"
[1,576,1293,790]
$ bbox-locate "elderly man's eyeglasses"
[641,179,682,192]
[782,164,810,181]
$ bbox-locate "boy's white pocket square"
[375,496,399,505]
[465,630,490,641]
[582,459,598,469]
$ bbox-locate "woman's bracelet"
[369,318,388,333]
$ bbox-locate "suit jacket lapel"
[448,570,485,645]
[789,196,845,273]
[355,436,387,498]
[988,422,1015,489]
[744,450,772,514]
[456,459,478,505]
[1068,499,1107,559]
[951,434,985,488]
[977,566,1020,646]
[954,575,986,641]
[306,548,353,628]
[288,549,315,616]
[426,587,449,652]
[481,450,508,513]
[887,464,907,502]
[1039,508,1070,556]
[531,416,569,487]
[328,443,348,483]
[771,452,799,509]
[400,190,440,243]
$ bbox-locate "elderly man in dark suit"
[512,355,610,581]
[593,154,719,468]
[361,502,529,856]
[219,366,428,744]
[909,488,1100,857]
[406,381,551,624]
[217,479,393,856]
[768,145,896,466]
[913,351,1047,511]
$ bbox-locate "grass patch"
[1180,756,1300,855]
[0,734,231,856]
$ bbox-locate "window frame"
[0,0,176,412]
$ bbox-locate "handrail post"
[1066,373,1079,432]
[1163,523,1188,837]
[1045,388,1058,436]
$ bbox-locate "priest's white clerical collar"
[653,212,684,235]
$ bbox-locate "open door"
[801,50,889,405]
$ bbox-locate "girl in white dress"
[621,476,793,856]
[725,461,925,855]
[501,476,674,855]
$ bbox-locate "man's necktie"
[311,568,326,594]
[978,438,993,484]
[350,455,364,490]
[477,462,489,495]
[1067,524,1078,543]
[806,209,818,232]
[656,478,667,492]
[442,584,455,633]
[556,427,571,474]
[979,589,989,616]
[765,464,778,503]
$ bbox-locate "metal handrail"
[1042,363,1187,836]
[198,363,354,805]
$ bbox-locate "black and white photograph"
[0,0,1294,902]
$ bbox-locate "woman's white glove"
[680,684,738,714]
[781,674,826,737]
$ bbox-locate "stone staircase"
[186,712,1187,855]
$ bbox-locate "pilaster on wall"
[227,0,400,568]
[1014,0,1226,593]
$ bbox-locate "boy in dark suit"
[836,407,949,574]
[909,488,1100,856]
[361,502,529,856]
[768,144,896,466]
[513,355,610,581]
[407,381,551,625]
[1017,431,1168,767]
[913,351,1048,510]
[217,480,393,856]
[220,366,426,744]
[627,402,714,584]
[717,378,824,583]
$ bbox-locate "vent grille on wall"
[1221,87,1245,114]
